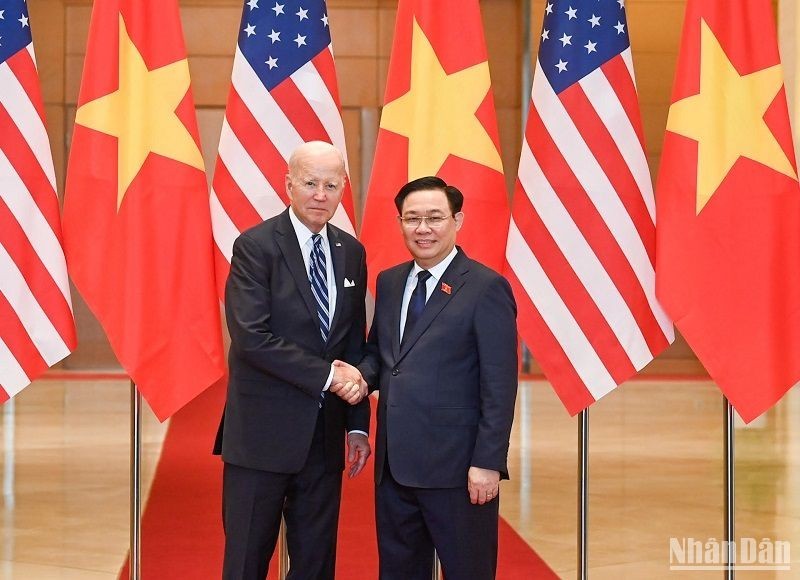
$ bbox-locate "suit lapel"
[389,263,414,362]
[398,252,469,361]
[327,225,346,341]
[274,210,319,326]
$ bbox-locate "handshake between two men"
[330,359,369,405]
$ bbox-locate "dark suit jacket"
[214,209,369,474]
[359,248,518,489]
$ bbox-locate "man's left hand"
[347,433,371,478]
[468,466,500,505]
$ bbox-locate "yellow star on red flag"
[666,20,796,213]
[75,15,204,209]
[360,0,509,293]
[379,18,503,179]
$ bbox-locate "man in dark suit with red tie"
[358,176,519,580]
[215,141,371,580]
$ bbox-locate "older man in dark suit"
[215,141,370,580]
[358,176,518,580]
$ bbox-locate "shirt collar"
[410,246,458,282]
[288,207,329,248]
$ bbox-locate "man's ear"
[454,212,465,231]
[283,173,292,199]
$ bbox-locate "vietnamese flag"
[62,0,225,420]
[656,0,800,422]
[360,0,509,290]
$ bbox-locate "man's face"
[399,188,463,269]
[285,150,345,233]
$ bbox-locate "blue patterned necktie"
[309,234,329,342]
[403,270,431,344]
[309,234,329,408]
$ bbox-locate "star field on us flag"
[539,0,630,93]
[238,1,331,91]
[0,0,32,65]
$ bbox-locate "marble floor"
[504,379,800,578]
[0,379,166,579]
[0,375,798,579]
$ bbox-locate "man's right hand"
[330,360,367,404]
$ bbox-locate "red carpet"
[119,383,558,579]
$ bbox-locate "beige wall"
[30,0,716,371]
[780,0,800,156]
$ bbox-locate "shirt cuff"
[323,364,334,391]
[348,430,369,437]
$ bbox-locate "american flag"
[210,0,354,297]
[504,0,673,414]
[0,1,76,401]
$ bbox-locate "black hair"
[394,176,464,214]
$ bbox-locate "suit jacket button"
[391,368,399,376]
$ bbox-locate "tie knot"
[417,270,431,283]
[312,233,323,248]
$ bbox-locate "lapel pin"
[441,282,452,295]
[335,242,342,247]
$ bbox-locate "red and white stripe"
[0,45,76,401]
[505,50,673,414]
[210,45,355,298]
